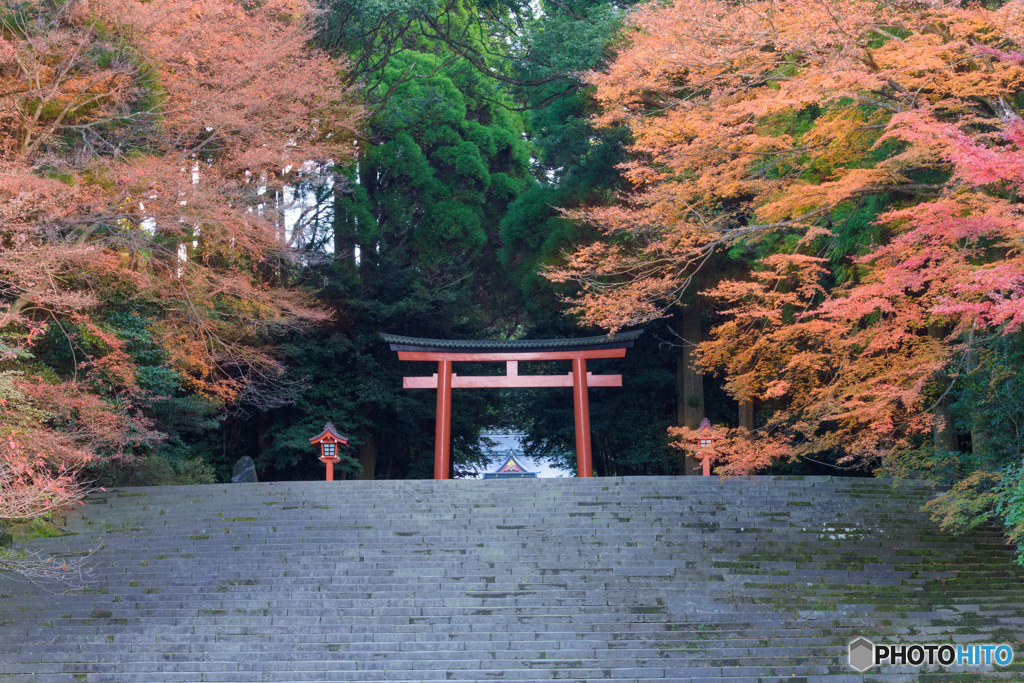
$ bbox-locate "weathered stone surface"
[231,456,258,483]
[1,477,1021,682]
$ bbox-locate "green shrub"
[88,454,216,487]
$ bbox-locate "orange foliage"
[117,0,358,174]
[550,0,1024,327]
[668,423,792,476]
[0,368,152,520]
[549,0,1024,472]
[1,0,361,400]
[1,443,89,522]
[0,0,362,519]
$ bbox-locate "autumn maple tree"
[0,0,361,526]
[548,0,1024,479]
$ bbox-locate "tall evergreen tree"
[245,0,538,479]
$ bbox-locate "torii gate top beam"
[381,331,642,362]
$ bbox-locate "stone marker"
[231,456,258,483]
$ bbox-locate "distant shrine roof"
[483,452,538,479]
[380,330,642,354]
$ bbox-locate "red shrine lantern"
[309,422,350,481]
[694,417,717,477]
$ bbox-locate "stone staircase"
[1,476,1023,682]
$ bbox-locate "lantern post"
[309,423,350,481]
[695,417,716,476]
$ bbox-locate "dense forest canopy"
[2,0,1024,564]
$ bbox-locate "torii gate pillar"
[434,360,453,480]
[381,332,642,479]
[571,358,593,478]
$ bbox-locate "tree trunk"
[357,432,377,480]
[354,405,377,480]
[358,160,378,277]
[933,399,958,453]
[256,409,271,455]
[970,429,989,457]
[0,293,32,330]
[738,358,755,436]
[333,171,358,268]
[928,324,958,453]
[676,305,704,475]
[739,399,754,435]
[964,334,988,458]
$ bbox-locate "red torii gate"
[381,331,642,479]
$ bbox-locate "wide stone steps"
[2,476,1023,682]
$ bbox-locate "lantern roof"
[380,330,642,354]
[309,422,349,446]
[696,417,716,436]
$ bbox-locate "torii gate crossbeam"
[381,332,642,479]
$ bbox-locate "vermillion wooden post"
[434,360,453,480]
[701,454,711,477]
[571,358,593,478]
[325,459,335,481]
[382,331,642,480]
